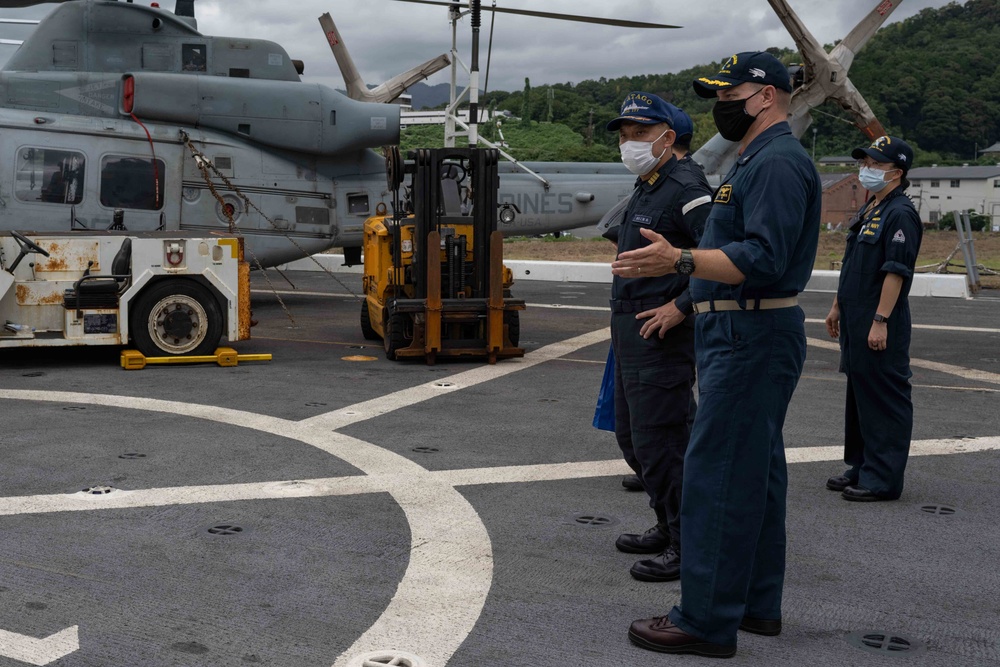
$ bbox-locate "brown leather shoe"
[628,616,736,658]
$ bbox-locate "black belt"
[610,298,669,313]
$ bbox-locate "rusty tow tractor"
[0,230,252,360]
[361,147,524,364]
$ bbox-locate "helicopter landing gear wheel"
[131,280,222,357]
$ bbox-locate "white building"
[908,165,1000,230]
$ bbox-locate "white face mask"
[858,165,895,192]
[620,127,669,175]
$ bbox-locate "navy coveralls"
[668,122,821,645]
[612,155,712,551]
[836,188,922,498]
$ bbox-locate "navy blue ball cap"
[851,135,914,170]
[606,91,674,132]
[693,51,792,98]
[664,102,693,140]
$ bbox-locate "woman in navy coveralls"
[825,136,922,502]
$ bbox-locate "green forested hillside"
[408,0,1000,165]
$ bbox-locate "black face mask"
[712,88,764,141]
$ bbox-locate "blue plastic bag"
[592,344,616,432]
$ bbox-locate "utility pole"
[811,127,817,162]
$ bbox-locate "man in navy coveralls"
[612,52,821,658]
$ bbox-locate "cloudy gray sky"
[1,0,952,93]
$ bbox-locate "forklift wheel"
[383,306,410,361]
[359,300,380,341]
[504,310,520,348]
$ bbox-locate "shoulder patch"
[682,195,713,216]
[714,184,732,204]
[892,229,906,244]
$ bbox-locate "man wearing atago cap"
[617,101,708,497]
[613,52,821,657]
[824,135,922,503]
[604,91,714,585]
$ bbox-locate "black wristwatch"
[675,249,695,276]
[873,313,889,323]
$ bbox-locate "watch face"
[676,250,695,276]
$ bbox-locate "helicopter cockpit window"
[182,45,206,72]
[100,156,166,211]
[16,148,85,205]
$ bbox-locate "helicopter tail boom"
[124,73,400,155]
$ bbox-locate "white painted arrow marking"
[0,626,79,666]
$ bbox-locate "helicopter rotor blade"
[319,12,450,104]
[388,0,680,29]
[0,1,72,7]
[769,0,889,142]
[830,81,886,141]
[831,0,904,74]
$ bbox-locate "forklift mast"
[409,147,499,301]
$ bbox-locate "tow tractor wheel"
[360,299,380,340]
[131,280,223,357]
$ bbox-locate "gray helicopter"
[0,0,411,269]
[0,0,668,270]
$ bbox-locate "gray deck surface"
[0,270,997,667]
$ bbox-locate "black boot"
[621,474,643,492]
[630,546,681,582]
[615,523,670,554]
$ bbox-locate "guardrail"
[280,255,971,299]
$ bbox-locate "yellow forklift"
[360,147,524,364]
